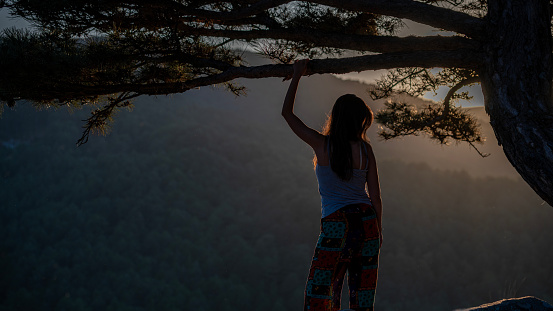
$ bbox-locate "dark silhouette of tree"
[1,0,553,207]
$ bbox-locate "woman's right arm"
[366,143,383,245]
[282,60,325,151]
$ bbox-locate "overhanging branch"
[152,0,292,21]
[179,25,479,53]
[54,49,482,99]
[311,0,485,38]
[443,75,481,114]
[149,0,485,38]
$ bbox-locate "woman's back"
[316,139,372,218]
[315,139,369,170]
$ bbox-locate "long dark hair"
[320,94,374,180]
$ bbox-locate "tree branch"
[152,0,292,21]
[177,25,479,53]
[311,0,485,38]
[152,0,484,38]
[132,53,236,71]
[442,75,481,114]
[57,0,484,39]
[52,49,482,99]
[76,91,140,146]
[466,140,490,158]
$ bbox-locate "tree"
[1,0,552,207]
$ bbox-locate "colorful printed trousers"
[304,203,380,311]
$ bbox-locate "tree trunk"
[480,0,553,206]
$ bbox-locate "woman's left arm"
[366,143,383,246]
[282,60,324,150]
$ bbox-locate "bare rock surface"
[454,296,553,311]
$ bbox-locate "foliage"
[369,68,478,102]
[0,27,242,102]
[376,101,483,144]
[420,0,488,17]
[1,0,485,144]
[370,67,483,152]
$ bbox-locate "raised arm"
[281,60,324,150]
[366,143,383,245]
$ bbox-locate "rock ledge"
[454,296,553,311]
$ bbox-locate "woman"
[282,59,382,311]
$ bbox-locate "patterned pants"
[304,203,380,311]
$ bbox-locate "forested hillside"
[1,74,552,311]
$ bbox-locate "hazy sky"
[0,8,484,106]
[0,8,30,29]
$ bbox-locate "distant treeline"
[1,97,552,311]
